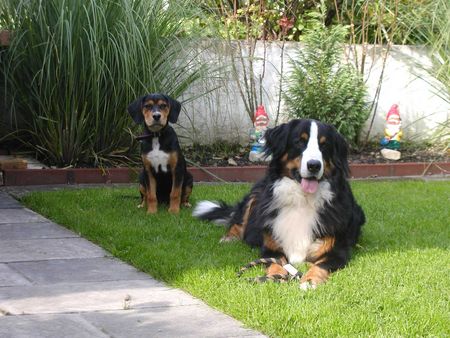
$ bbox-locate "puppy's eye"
[144,104,152,109]
[159,104,168,110]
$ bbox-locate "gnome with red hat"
[380,104,403,160]
[249,105,270,162]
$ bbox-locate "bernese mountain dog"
[193,119,365,289]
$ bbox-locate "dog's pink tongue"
[301,178,319,194]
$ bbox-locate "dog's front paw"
[219,235,239,243]
[299,281,318,291]
[299,265,329,291]
[182,202,192,208]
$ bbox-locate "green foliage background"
[284,19,369,143]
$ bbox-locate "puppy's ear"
[164,95,182,123]
[332,128,350,177]
[127,96,145,124]
[264,122,291,160]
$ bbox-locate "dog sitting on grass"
[128,93,193,214]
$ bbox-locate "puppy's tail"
[192,201,234,226]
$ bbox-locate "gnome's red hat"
[254,105,269,126]
[386,104,401,124]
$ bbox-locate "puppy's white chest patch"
[147,137,169,173]
[271,177,333,264]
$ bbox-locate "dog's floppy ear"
[164,95,182,123]
[332,128,350,177]
[127,96,145,124]
[264,122,292,160]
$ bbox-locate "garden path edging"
[1,162,449,186]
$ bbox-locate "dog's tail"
[192,201,235,226]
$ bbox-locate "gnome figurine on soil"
[380,104,403,160]
[249,105,270,162]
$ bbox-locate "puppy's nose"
[307,160,321,174]
[153,113,161,121]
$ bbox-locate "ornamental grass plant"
[0,0,207,167]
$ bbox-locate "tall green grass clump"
[284,11,369,144]
[402,0,449,100]
[0,0,206,167]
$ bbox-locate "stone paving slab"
[0,238,109,263]
[0,208,48,224]
[82,305,264,338]
[0,264,32,287]
[9,257,150,285]
[0,192,23,208]
[0,188,265,337]
[0,313,109,338]
[0,222,78,240]
[0,280,198,315]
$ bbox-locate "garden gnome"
[380,104,403,160]
[249,105,270,162]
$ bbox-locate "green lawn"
[22,180,449,337]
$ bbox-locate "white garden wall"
[178,41,449,145]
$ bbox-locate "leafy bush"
[284,17,369,144]
[0,0,207,167]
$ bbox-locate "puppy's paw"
[147,207,157,214]
[182,202,192,208]
[168,206,180,214]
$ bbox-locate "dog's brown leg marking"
[141,156,158,214]
[168,152,181,214]
[300,264,330,286]
[300,236,336,288]
[220,223,242,242]
[221,196,255,242]
[241,197,254,228]
[138,184,146,208]
[266,262,288,278]
[181,185,192,208]
[263,233,282,252]
[147,174,157,214]
[307,236,336,264]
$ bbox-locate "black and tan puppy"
[128,93,193,214]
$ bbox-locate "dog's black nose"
[307,160,321,173]
[153,113,161,121]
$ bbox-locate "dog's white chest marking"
[271,177,333,264]
[147,137,169,173]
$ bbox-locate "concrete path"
[0,190,264,338]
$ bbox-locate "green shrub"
[0,0,207,167]
[284,16,369,144]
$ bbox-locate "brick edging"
[1,162,449,186]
